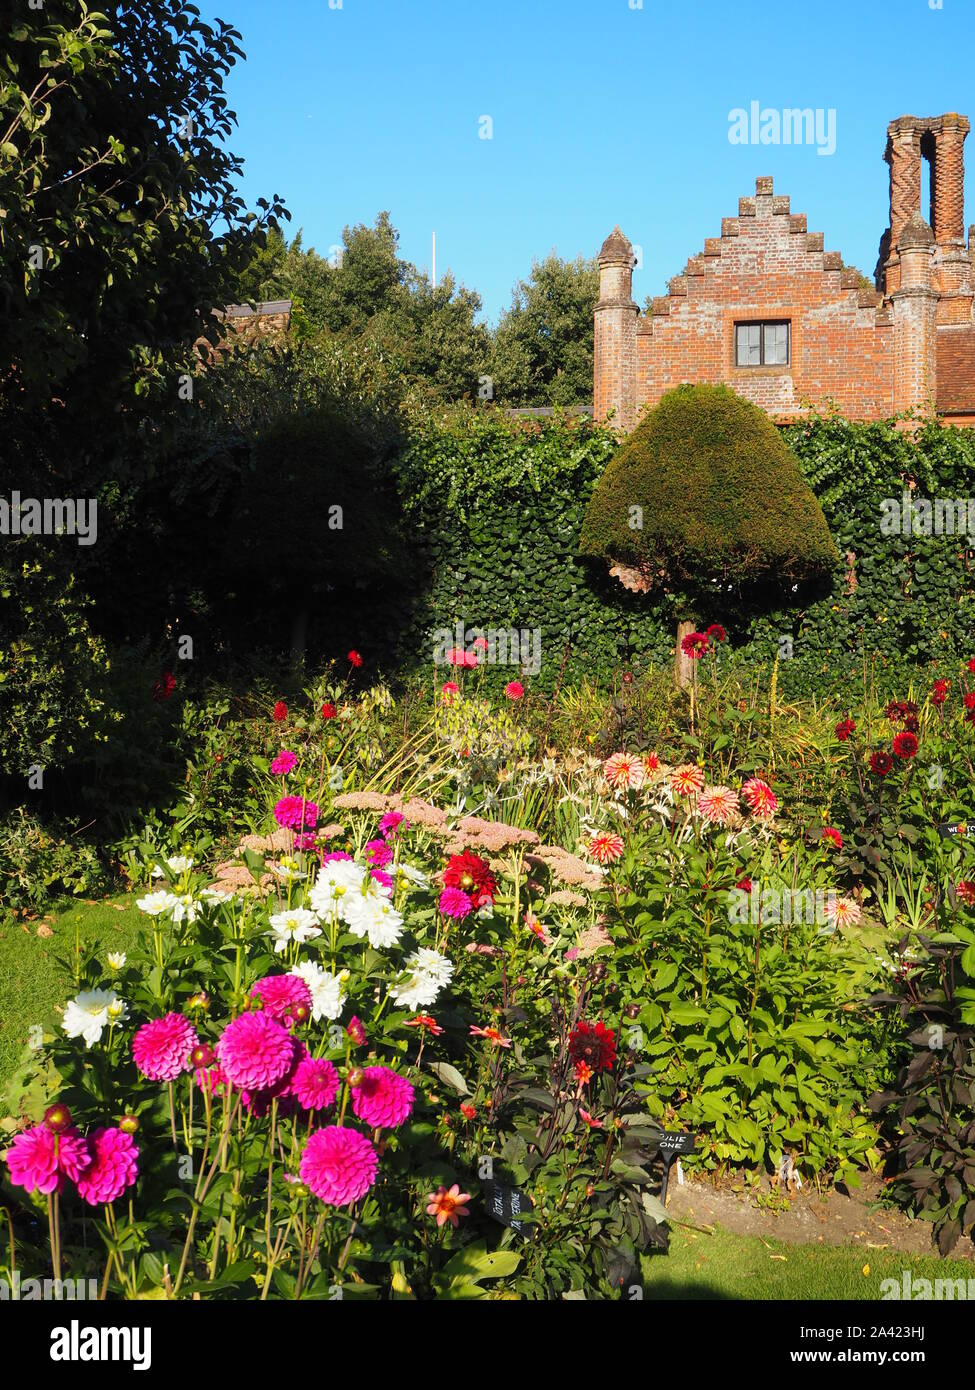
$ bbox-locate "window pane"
[764,323,789,365]
[736,324,761,366]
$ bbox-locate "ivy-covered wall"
[390,408,975,697]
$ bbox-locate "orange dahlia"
[671,763,705,797]
[588,832,625,864]
[741,777,778,819]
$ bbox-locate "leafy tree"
[233,212,490,400]
[488,253,598,407]
[0,0,285,778]
[579,385,838,683]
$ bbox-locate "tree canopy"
[579,384,838,594]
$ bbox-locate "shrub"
[578,384,838,591]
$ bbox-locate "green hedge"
[390,407,975,698]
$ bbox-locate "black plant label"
[483,1180,530,1233]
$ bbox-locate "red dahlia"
[272,701,288,722]
[869,751,893,777]
[680,631,710,659]
[568,1021,617,1075]
[835,718,856,741]
[443,851,496,909]
[152,671,176,702]
[705,623,727,643]
[931,680,950,706]
[892,732,918,759]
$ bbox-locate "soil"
[666,1169,974,1260]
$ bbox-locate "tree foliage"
[487,252,598,406]
[579,385,838,594]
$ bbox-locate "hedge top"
[578,384,839,588]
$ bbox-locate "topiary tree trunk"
[674,619,695,690]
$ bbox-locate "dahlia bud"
[190,1043,213,1068]
[346,1016,367,1046]
[44,1103,72,1133]
[119,1114,140,1135]
[187,991,210,1013]
[624,1003,641,1020]
[590,962,606,981]
[347,1067,364,1088]
[291,1003,310,1025]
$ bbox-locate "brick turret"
[594,227,638,427]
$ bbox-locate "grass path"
[642,1223,971,1299]
[0,894,142,1083]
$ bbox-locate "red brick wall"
[631,179,894,426]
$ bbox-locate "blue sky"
[199,0,975,323]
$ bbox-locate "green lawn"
[641,1223,972,1299]
[0,894,142,1085]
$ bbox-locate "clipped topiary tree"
[579,384,838,685]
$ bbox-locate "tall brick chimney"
[932,114,969,246]
[884,114,970,292]
[594,227,638,428]
[886,118,923,260]
[891,211,938,420]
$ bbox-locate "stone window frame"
[733,318,792,368]
[726,308,800,380]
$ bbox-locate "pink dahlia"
[4,1123,90,1195]
[132,1013,198,1082]
[741,777,778,819]
[195,1063,232,1098]
[291,1055,340,1110]
[350,1066,415,1128]
[242,1039,304,1117]
[439,886,474,919]
[697,785,739,826]
[364,838,393,868]
[379,811,409,839]
[270,749,298,775]
[273,796,318,831]
[75,1127,139,1207]
[250,973,312,1026]
[504,681,524,700]
[300,1126,378,1205]
[604,752,644,792]
[371,868,394,891]
[216,1012,296,1091]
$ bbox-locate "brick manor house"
[594,113,975,430]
